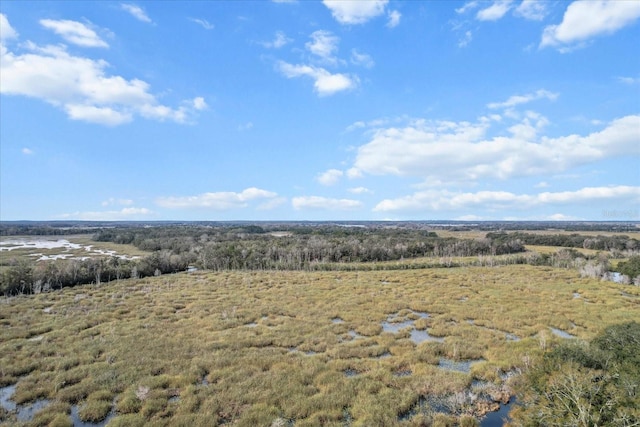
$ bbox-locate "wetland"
[1,221,638,426]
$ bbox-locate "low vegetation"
[1,263,639,426]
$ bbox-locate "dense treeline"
[0,250,193,295]
[1,226,527,295]
[487,232,639,252]
[4,224,640,296]
[512,322,640,426]
[93,225,525,268]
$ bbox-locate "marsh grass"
[1,265,638,426]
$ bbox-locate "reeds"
[1,265,637,426]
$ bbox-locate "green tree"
[512,322,640,426]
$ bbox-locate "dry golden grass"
[1,265,638,426]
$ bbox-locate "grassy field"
[1,265,638,426]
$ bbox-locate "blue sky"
[1,0,639,221]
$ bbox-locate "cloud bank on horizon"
[1,1,638,221]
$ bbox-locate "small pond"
[550,327,576,339]
[382,311,443,344]
[480,398,516,427]
[0,383,115,426]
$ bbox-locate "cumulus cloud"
[60,207,154,220]
[322,0,388,25]
[261,31,292,49]
[0,17,205,126]
[277,61,358,96]
[21,147,34,155]
[387,10,401,28]
[541,1,640,50]
[317,169,343,186]
[121,4,153,23]
[514,0,547,21]
[156,188,278,209]
[487,89,558,109]
[306,30,340,64]
[0,13,18,40]
[351,114,640,183]
[191,97,207,110]
[292,196,362,210]
[39,19,108,48]
[476,0,513,21]
[374,186,640,213]
[65,104,132,125]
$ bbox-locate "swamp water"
[381,311,445,344]
[0,383,114,426]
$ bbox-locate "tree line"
[4,225,640,296]
[487,232,639,252]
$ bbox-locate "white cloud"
[277,61,358,96]
[514,0,547,21]
[387,10,401,28]
[261,31,292,49]
[350,49,374,68]
[545,213,583,221]
[617,76,640,85]
[21,147,34,155]
[306,30,339,64]
[292,196,362,210]
[60,207,154,220]
[39,19,108,48]
[534,181,549,189]
[541,1,640,50]
[346,167,363,179]
[189,18,214,30]
[317,169,343,186]
[156,188,278,209]
[0,19,204,126]
[487,89,558,109]
[65,104,132,126]
[476,0,514,21]
[374,186,640,213]
[102,198,134,207]
[458,30,473,48]
[1,14,18,41]
[121,4,153,23]
[456,1,479,14]
[348,187,373,194]
[322,0,388,25]
[192,97,207,110]
[352,114,640,182]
